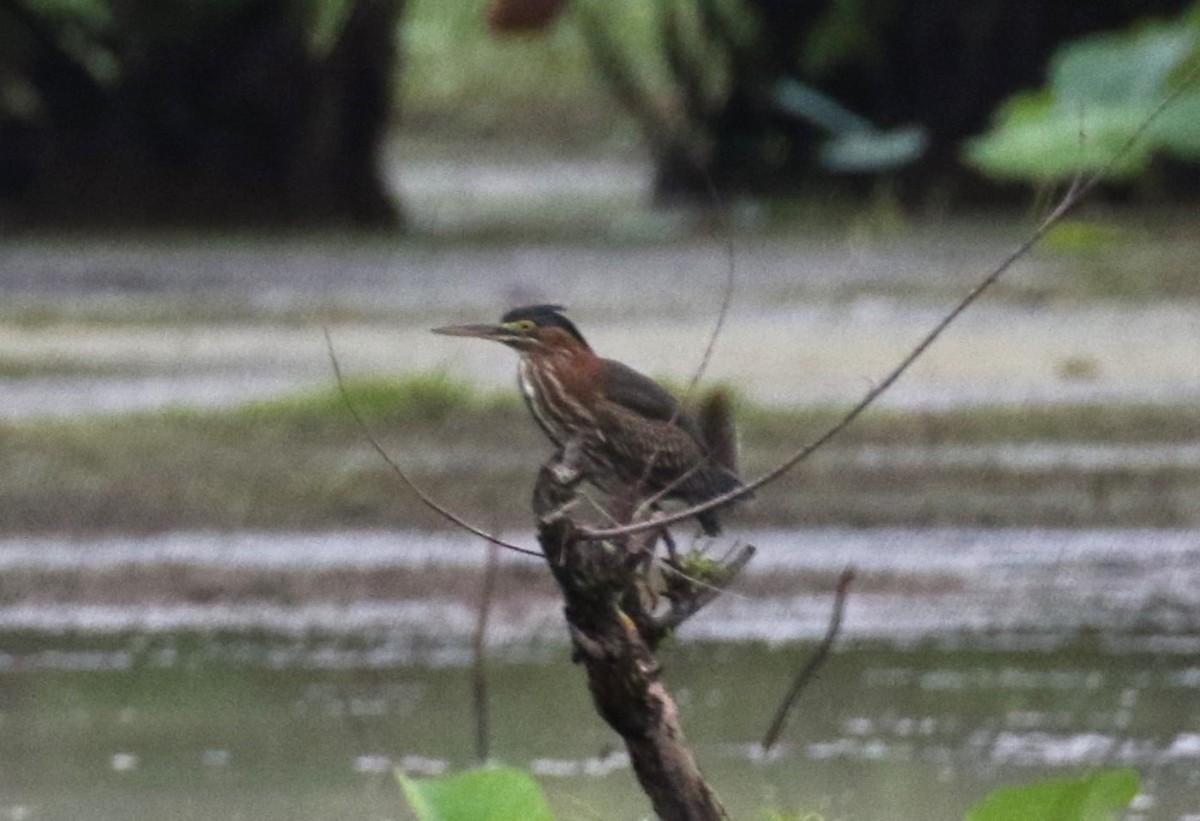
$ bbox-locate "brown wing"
[595,359,739,536]
[594,359,712,485]
[597,359,703,441]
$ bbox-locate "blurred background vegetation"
[2,0,1199,229]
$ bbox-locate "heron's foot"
[551,461,581,486]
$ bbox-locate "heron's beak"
[431,323,509,341]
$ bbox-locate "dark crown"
[502,304,588,346]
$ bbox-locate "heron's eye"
[505,319,536,332]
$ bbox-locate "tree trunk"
[532,462,728,821]
[1,0,405,229]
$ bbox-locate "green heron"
[433,304,742,535]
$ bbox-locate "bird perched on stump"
[433,304,743,535]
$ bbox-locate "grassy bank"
[1,374,1197,534]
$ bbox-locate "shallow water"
[1,527,1199,818]
[1,527,1198,647]
[0,374,319,420]
[1,636,1198,820]
[3,300,1200,418]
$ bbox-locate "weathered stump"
[532,458,752,820]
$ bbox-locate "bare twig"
[472,543,501,763]
[761,568,855,752]
[323,329,542,559]
[631,173,738,516]
[585,70,1199,543]
[681,144,739,402]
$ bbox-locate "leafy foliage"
[676,551,724,581]
[967,11,1200,182]
[966,769,1140,821]
[772,78,928,173]
[397,767,555,821]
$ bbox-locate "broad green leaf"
[1052,27,1192,105]
[1147,90,1200,154]
[966,107,1153,182]
[966,768,1140,821]
[396,767,555,821]
[966,15,1200,183]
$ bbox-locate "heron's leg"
[550,437,586,486]
[540,437,588,522]
[659,523,679,564]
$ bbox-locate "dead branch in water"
[472,543,501,763]
[761,568,855,752]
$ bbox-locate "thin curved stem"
[631,174,737,502]
[585,69,1198,542]
[324,329,542,559]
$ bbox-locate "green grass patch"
[1060,238,1200,298]
[0,355,154,379]
[739,400,1200,445]
[232,373,515,429]
[651,380,1200,445]
[1040,220,1139,254]
[1,378,1198,534]
[398,767,554,821]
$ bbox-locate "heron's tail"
[694,387,750,536]
[697,387,739,476]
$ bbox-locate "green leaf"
[966,768,1140,821]
[965,15,1200,183]
[396,767,555,821]
[1146,89,1200,155]
[965,105,1154,182]
[1052,26,1192,105]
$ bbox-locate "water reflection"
[2,637,1196,820]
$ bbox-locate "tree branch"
[534,458,728,820]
